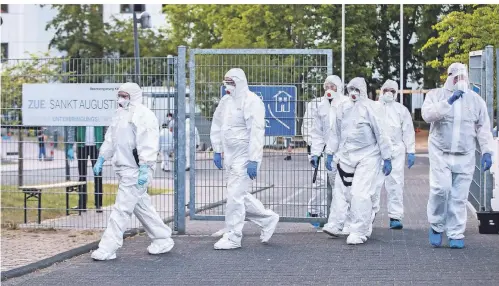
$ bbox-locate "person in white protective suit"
[422,63,493,249]
[185,117,200,171]
[322,77,393,245]
[91,82,174,260]
[307,75,349,228]
[210,68,279,250]
[160,123,174,172]
[168,116,199,171]
[302,98,321,161]
[374,79,416,230]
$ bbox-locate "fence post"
[174,46,187,234]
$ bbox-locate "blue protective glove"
[310,156,319,169]
[326,154,334,171]
[93,156,105,175]
[138,165,149,187]
[482,153,492,171]
[447,90,464,105]
[213,153,223,170]
[67,146,74,161]
[407,153,415,169]
[247,161,258,180]
[383,159,392,176]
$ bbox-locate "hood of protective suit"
[347,77,368,102]
[224,68,250,97]
[443,62,469,92]
[323,75,343,100]
[118,82,143,105]
[380,79,399,104]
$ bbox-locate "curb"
[1,184,273,282]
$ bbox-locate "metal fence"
[1,50,186,232]
[468,45,496,212]
[188,49,334,223]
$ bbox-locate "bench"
[19,181,87,224]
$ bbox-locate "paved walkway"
[4,160,499,285]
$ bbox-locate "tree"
[1,54,70,127]
[421,4,499,80]
[45,4,109,58]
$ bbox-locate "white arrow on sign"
[267,104,290,130]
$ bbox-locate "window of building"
[1,43,8,62]
[1,4,8,13]
[120,4,145,13]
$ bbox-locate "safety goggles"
[382,88,397,94]
[223,77,236,86]
[450,74,467,85]
[117,91,130,99]
[324,84,337,91]
[347,86,360,94]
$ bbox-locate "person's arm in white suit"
[367,103,393,160]
[99,123,115,161]
[245,96,266,164]
[302,101,312,146]
[195,127,200,148]
[421,89,452,123]
[310,104,326,157]
[134,107,160,167]
[210,98,226,154]
[326,104,341,156]
[401,105,416,154]
[476,98,495,156]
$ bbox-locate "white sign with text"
[22,83,120,126]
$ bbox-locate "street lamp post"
[132,9,151,85]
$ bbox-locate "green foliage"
[1,54,71,126]
[421,4,499,80]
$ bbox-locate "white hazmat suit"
[323,77,393,245]
[210,68,279,250]
[375,80,415,227]
[307,75,349,220]
[160,126,174,172]
[185,117,200,170]
[422,63,494,246]
[91,83,174,260]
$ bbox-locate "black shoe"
[284,155,292,161]
[96,206,103,213]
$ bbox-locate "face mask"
[117,97,130,109]
[381,92,394,103]
[324,89,337,100]
[349,90,360,102]
[454,80,468,92]
[225,85,236,95]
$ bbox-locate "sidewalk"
[4,161,499,285]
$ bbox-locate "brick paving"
[0,229,102,272]
[4,158,499,285]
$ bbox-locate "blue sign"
[471,84,480,94]
[220,85,297,136]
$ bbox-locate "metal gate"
[468,45,496,212]
[1,48,187,233]
[187,49,333,223]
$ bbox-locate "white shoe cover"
[148,238,175,255]
[322,224,347,237]
[214,235,241,250]
[346,234,367,245]
[91,248,117,261]
[211,228,227,238]
[260,214,279,243]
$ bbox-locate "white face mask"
[349,90,360,102]
[454,80,468,92]
[117,97,130,109]
[324,89,337,100]
[381,92,394,103]
[225,84,236,95]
